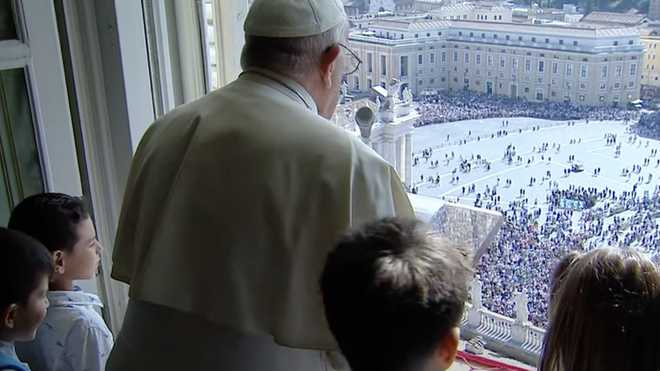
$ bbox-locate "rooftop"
[580,11,647,26]
[430,2,511,12]
[364,18,640,38]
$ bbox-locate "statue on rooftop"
[402,86,413,105]
[340,81,349,103]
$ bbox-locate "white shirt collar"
[47,286,104,309]
[0,340,16,357]
[241,68,319,115]
[0,340,27,369]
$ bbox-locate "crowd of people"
[635,111,660,140]
[417,91,636,127]
[478,182,660,328]
[412,118,660,328]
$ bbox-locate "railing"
[523,324,545,354]
[478,310,513,341]
[460,280,545,367]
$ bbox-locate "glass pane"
[0,0,17,40]
[342,16,655,364]
[0,68,45,224]
[200,0,219,91]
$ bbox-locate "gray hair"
[240,22,348,78]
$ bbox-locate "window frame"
[1,0,83,196]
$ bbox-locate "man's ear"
[319,45,340,88]
[53,250,66,276]
[2,304,18,329]
[435,327,460,370]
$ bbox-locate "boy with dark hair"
[9,193,112,371]
[0,227,53,371]
[320,218,473,371]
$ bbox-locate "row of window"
[354,75,636,104]
[443,14,505,20]
[364,51,639,82]
[379,31,444,40]
[372,28,637,49]
[449,45,638,61]
[356,72,636,90]
[475,14,504,20]
[457,31,581,45]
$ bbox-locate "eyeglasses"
[338,43,362,76]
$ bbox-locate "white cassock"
[106,68,414,371]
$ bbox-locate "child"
[320,218,473,371]
[9,193,112,371]
[0,227,53,371]
[541,247,660,371]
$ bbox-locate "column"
[395,137,402,177]
[511,291,530,345]
[404,133,413,187]
[467,280,482,328]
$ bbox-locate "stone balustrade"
[460,280,545,367]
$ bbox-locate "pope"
[106,0,414,370]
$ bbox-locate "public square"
[411,117,660,326]
[412,118,657,205]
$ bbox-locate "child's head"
[8,193,101,285]
[541,247,660,371]
[0,227,53,342]
[321,218,473,371]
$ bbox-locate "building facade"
[414,0,444,12]
[430,3,512,22]
[348,19,644,106]
[641,36,660,87]
[580,11,647,28]
[369,0,396,13]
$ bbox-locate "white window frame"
[400,55,409,76]
[536,89,543,101]
[1,0,83,196]
[206,0,248,90]
[58,0,158,332]
[580,64,587,79]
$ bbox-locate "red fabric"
[456,350,531,371]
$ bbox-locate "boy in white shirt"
[320,218,473,371]
[0,227,52,371]
[9,193,112,371]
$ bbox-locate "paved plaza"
[411,116,660,328]
[412,118,659,210]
